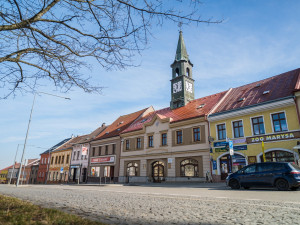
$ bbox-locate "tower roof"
[175,31,189,61]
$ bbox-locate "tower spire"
[175,31,189,61]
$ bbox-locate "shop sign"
[70,165,79,169]
[232,138,246,144]
[213,161,217,170]
[60,167,64,173]
[91,156,115,164]
[246,131,300,144]
[215,147,227,152]
[81,146,88,155]
[229,140,234,156]
[233,145,247,151]
[214,141,228,147]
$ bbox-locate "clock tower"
[170,31,195,109]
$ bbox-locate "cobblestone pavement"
[1,184,300,225]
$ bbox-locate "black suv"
[226,162,300,191]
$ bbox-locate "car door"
[239,164,257,187]
[255,163,274,186]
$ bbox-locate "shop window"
[252,116,265,135]
[233,120,244,138]
[125,140,130,150]
[180,159,198,177]
[176,130,183,144]
[193,127,200,142]
[127,162,138,176]
[90,167,100,177]
[104,166,111,177]
[217,124,226,140]
[161,133,167,146]
[148,135,153,147]
[136,138,141,149]
[260,150,294,163]
[271,112,288,132]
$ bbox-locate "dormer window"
[255,83,261,88]
[197,104,205,109]
[263,90,270,95]
[238,97,245,102]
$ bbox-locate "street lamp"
[16,92,71,187]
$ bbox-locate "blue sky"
[1,0,300,169]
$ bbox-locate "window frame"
[148,135,154,147]
[136,138,141,149]
[251,116,266,135]
[161,133,167,146]
[216,123,226,140]
[193,127,200,142]
[232,120,244,138]
[125,140,130,150]
[176,130,183,144]
[270,111,288,133]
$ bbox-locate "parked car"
[226,162,300,191]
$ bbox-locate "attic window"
[263,90,270,95]
[140,119,147,123]
[238,97,245,102]
[105,132,109,134]
[255,83,261,88]
[117,128,120,131]
[118,121,124,126]
[197,104,205,109]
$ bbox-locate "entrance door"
[73,168,77,182]
[220,156,230,180]
[152,161,164,183]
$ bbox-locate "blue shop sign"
[233,145,247,151]
[213,161,217,170]
[214,141,228,147]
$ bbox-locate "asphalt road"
[1,183,300,224]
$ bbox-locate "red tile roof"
[122,91,227,134]
[94,108,149,140]
[74,125,107,144]
[0,165,14,172]
[212,68,300,114]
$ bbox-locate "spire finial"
[175,30,188,61]
[178,22,183,32]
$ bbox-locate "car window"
[257,163,274,172]
[244,165,256,174]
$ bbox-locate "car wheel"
[243,186,250,190]
[275,179,289,191]
[291,187,299,191]
[229,179,240,190]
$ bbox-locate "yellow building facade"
[208,69,300,181]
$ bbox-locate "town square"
[1,0,300,224]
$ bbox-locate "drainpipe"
[206,116,213,183]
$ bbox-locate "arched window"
[175,68,179,76]
[186,68,190,77]
[127,162,138,176]
[260,150,294,162]
[180,159,198,177]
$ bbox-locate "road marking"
[245,199,261,201]
[215,197,228,199]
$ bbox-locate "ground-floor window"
[260,150,294,162]
[180,159,198,177]
[127,162,138,176]
[219,154,247,180]
[104,166,110,177]
[90,167,100,177]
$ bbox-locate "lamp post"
[16,92,70,187]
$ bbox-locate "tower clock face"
[185,81,193,93]
[173,81,182,93]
